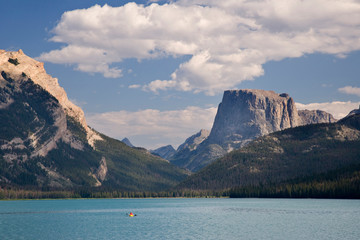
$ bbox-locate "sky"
[1,0,360,149]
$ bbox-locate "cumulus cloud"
[296,101,360,119]
[39,0,360,93]
[86,106,217,149]
[143,79,177,94]
[338,86,360,97]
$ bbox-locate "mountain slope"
[177,111,360,191]
[170,129,214,169]
[0,50,189,191]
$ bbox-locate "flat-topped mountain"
[171,89,336,171]
[0,50,188,191]
[207,90,300,151]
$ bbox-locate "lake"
[0,198,359,239]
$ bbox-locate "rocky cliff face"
[0,69,78,161]
[207,90,300,151]
[298,109,336,125]
[0,50,188,191]
[171,89,336,172]
[0,50,101,147]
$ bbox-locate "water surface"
[0,198,359,239]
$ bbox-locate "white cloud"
[143,79,177,93]
[86,106,217,149]
[39,1,360,93]
[77,63,122,78]
[296,101,360,119]
[128,84,141,89]
[338,86,360,97]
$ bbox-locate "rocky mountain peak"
[0,49,101,147]
[177,129,210,152]
[207,89,300,151]
[121,138,134,147]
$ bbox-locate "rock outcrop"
[91,157,108,187]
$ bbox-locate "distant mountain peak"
[121,137,134,147]
[346,106,360,117]
[177,129,210,152]
[150,145,176,160]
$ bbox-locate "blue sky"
[1,0,360,149]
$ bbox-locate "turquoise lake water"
[0,198,359,239]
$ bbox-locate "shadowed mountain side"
[94,134,189,191]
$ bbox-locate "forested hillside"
[177,112,360,198]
